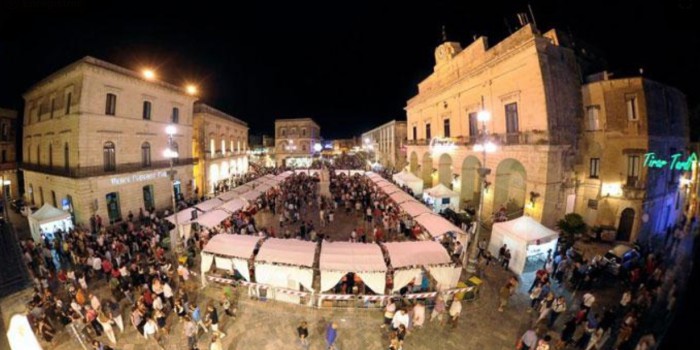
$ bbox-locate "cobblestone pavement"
[46,203,639,350]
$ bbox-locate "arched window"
[64,142,69,171]
[141,142,151,167]
[48,143,53,168]
[105,93,117,115]
[221,139,226,155]
[171,107,179,124]
[230,140,234,153]
[103,141,116,171]
[210,139,215,156]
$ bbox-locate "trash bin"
[464,276,482,301]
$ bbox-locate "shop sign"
[429,137,456,154]
[110,171,168,186]
[644,152,697,171]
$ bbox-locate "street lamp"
[164,124,181,274]
[465,108,497,274]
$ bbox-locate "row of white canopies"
[201,234,461,295]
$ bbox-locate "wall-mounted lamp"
[529,191,541,207]
[484,180,492,193]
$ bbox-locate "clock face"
[436,46,446,60]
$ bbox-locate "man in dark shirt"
[297,321,309,347]
[206,304,226,338]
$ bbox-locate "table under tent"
[200,234,261,285]
[28,203,73,242]
[392,170,424,195]
[319,242,388,299]
[487,216,559,275]
[423,183,460,212]
[383,241,460,294]
[254,238,317,305]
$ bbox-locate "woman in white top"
[143,317,158,340]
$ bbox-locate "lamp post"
[465,109,497,274]
[164,125,181,273]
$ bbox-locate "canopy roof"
[376,180,395,188]
[389,191,418,205]
[240,189,263,202]
[320,241,387,272]
[383,241,451,268]
[202,234,261,258]
[492,216,558,244]
[193,209,230,228]
[218,199,247,213]
[365,172,381,179]
[424,183,460,198]
[29,203,71,225]
[255,183,273,193]
[415,213,464,238]
[165,207,201,225]
[381,184,402,195]
[399,201,433,218]
[194,197,224,212]
[256,238,316,267]
[393,170,423,184]
[218,185,252,201]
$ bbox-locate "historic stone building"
[0,108,19,200]
[21,56,196,225]
[192,102,248,195]
[405,24,582,228]
[274,118,320,167]
[574,74,689,242]
[361,120,407,170]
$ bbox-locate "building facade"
[361,120,407,170]
[405,24,582,228]
[0,108,19,200]
[274,118,320,167]
[21,56,196,225]
[331,138,358,154]
[192,103,248,195]
[574,74,689,242]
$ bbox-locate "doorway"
[617,208,635,241]
[143,185,155,211]
[106,192,122,224]
[173,181,182,201]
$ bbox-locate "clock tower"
[434,41,463,66]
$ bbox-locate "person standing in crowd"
[382,298,396,329]
[498,282,512,312]
[502,249,511,270]
[448,296,462,328]
[184,315,199,350]
[430,295,447,325]
[297,320,309,347]
[518,328,538,350]
[326,322,338,350]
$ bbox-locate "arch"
[209,164,220,192]
[421,152,433,187]
[617,208,635,241]
[409,151,419,174]
[141,142,151,167]
[438,153,453,188]
[494,158,527,218]
[460,156,481,209]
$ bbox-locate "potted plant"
[556,213,587,248]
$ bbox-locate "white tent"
[218,199,247,214]
[399,201,433,218]
[6,314,42,350]
[201,234,261,285]
[239,189,263,202]
[393,170,424,195]
[375,180,395,189]
[194,197,224,213]
[383,241,460,292]
[218,185,252,202]
[192,209,230,228]
[255,238,317,304]
[319,242,387,294]
[165,207,202,241]
[389,191,418,205]
[488,216,559,275]
[423,183,460,212]
[28,203,73,242]
[381,184,402,195]
[414,213,465,239]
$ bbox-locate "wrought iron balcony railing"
[20,157,197,178]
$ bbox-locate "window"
[281,128,286,137]
[586,106,600,131]
[29,184,35,205]
[142,101,152,120]
[412,126,417,141]
[51,190,57,207]
[425,123,431,140]
[210,139,215,156]
[65,92,72,115]
[627,155,641,186]
[50,98,55,119]
[64,143,69,171]
[626,95,638,121]
[103,141,116,171]
[505,102,519,143]
[230,140,234,153]
[468,112,478,138]
[105,93,117,115]
[221,139,226,154]
[589,158,600,178]
[48,144,53,168]
[302,128,307,137]
[36,145,40,165]
[237,140,241,153]
[443,118,451,138]
[1,150,6,163]
[141,142,151,167]
[171,107,179,124]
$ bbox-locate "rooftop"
[194,102,248,127]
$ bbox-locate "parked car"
[603,244,641,276]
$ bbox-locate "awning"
[389,191,418,205]
[165,207,201,225]
[399,201,433,218]
[218,199,247,213]
[320,241,387,272]
[414,213,464,238]
[256,238,316,267]
[240,189,263,202]
[218,185,252,201]
[202,234,261,259]
[383,241,451,268]
[193,209,230,228]
[195,198,224,212]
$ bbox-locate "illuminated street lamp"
[185,84,198,95]
[465,108,497,274]
[143,69,156,80]
[164,124,181,274]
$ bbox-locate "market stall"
[192,209,230,229]
[392,170,424,195]
[239,189,264,202]
[200,234,261,285]
[218,199,247,214]
[218,185,252,202]
[383,241,460,292]
[165,207,202,240]
[389,191,418,205]
[28,203,73,242]
[255,238,317,304]
[398,201,433,218]
[488,216,559,275]
[414,213,465,239]
[194,197,224,213]
[319,241,388,295]
[423,184,460,212]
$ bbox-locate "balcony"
[20,157,197,179]
[204,151,247,160]
[0,162,17,171]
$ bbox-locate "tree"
[556,213,587,248]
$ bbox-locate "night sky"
[1,0,698,141]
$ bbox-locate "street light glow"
[477,110,490,122]
[186,84,198,95]
[163,149,179,159]
[143,69,156,80]
[166,125,177,135]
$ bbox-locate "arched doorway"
[409,151,418,175]
[438,153,453,188]
[618,208,635,241]
[460,156,481,209]
[494,159,527,219]
[421,153,433,188]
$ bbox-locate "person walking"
[448,296,462,328]
[325,322,338,350]
[297,320,309,348]
[97,311,117,345]
[502,249,511,270]
[498,282,512,312]
[381,299,396,329]
[184,315,199,350]
[430,295,447,325]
